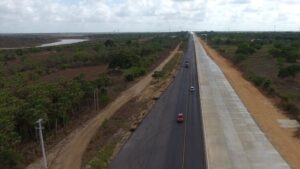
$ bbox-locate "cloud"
[229,0,251,4]
[0,0,299,32]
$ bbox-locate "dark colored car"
[176,113,184,123]
[190,86,195,92]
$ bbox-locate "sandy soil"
[26,43,181,169]
[199,38,300,169]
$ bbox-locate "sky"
[0,0,299,33]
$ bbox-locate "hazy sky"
[0,0,299,33]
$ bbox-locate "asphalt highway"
[110,35,206,169]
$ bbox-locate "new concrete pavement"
[110,36,206,169]
[193,33,290,169]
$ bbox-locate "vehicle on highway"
[190,86,195,92]
[185,60,189,68]
[176,113,184,123]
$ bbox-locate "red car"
[176,113,184,123]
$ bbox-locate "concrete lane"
[110,36,206,169]
[192,33,291,169]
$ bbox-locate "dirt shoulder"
[26,43,182,169]
[199,38,300,169]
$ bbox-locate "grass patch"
[89,139,118,169]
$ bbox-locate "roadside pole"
[94,88,99,110]
[36,119,48,169]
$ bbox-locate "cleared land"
[41,65,108,82]
[199,38,300,169]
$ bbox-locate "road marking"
[181,40,194,169]
[181,103,187,169]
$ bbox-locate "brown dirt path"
[199,38,300,169]
[26,43,181,169]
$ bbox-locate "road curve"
[193,33,291,169]
[110,36,206,169]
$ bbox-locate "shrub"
[152,71,163,79]
[248,73,271,88]
[281,102,299,116]
[276,57,285,68]
[232,53,248,64]
[0,149,22,168]
[262,79,272,89]
[278,65,300,78]
[235,43,255,55]
[269,48,281,57]
[124,67,146,81]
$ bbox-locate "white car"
[190,86,195,92]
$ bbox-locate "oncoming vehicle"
[176,113,184,123]
[185,60,189,68]
[190,86,195,92]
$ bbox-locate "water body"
[0,39,89,50]
[37,39,89,47]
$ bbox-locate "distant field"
[198,32,300,121]
[0,34,59,48]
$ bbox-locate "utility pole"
[94,88,99,110]
[36,119,47,169]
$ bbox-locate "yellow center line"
[181,49,192,169]
[181,88,188,169]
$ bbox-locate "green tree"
[0,91,22,168]
[278,65,300,78]
[104,40,115,47]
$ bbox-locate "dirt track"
[26,44,181,169]
[200,39,300,169]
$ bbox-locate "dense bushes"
[108,49,140,69]
[231,43,257,64]
[124,67,146,81]
[269,43,300,63]
[0,74,110,168]
[247,73,272,90]
[278,65,300,78]
[235,43,255,55]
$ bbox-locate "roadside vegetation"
[0,32,186,169]
[199,32,300,131]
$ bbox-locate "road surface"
[110,36,206,169]
[193,33,291,169]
